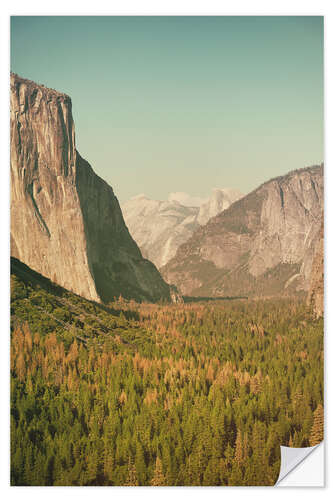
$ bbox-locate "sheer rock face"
[122,189,243,269]
[10,73,170,303]
[307,221,324,317]
[161,165,323,297]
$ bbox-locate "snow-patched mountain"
[122,189,243,269]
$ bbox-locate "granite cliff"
[162,165,323,298]
[307,221,324,317]
[10,73,170,303]
[122,188,243,269]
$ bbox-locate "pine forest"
[10,259,324,486]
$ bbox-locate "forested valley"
[10,259,323,486]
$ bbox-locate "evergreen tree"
[150,457,166,486]
[135,440,146,485]
[10,279,324,487]
[234,429,244,466]
[124,456,139,486]
[310,404,324,446]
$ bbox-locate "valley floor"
[10,263,323,486]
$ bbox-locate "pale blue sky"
[11,16,323,201]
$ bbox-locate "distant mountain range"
[161,165,323,299]
[10,73,324,308]
[122,188,243,268]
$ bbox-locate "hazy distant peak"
[197,188,244,225]
[212,187,244,196]
[168,192,208,207]
[122,187,244,268]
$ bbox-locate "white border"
[1,1,332,497]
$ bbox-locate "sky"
[10,16,324,202]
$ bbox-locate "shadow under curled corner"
[275,441,324,487]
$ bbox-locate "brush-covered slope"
[10,73,170,303]
[10,256,149,351]
[162,165,323,297]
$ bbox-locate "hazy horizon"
[123,186,246,206]
[11,16,324,202]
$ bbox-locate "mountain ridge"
[161,164,323,298]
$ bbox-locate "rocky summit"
[10,73,170,303]
[122,188,243,269]
[161,165,323,298]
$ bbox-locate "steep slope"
[10,256,147,350]
[162,165,323,297]
[122,189,243,269]
[10,73,170,303]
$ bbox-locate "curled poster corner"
[275,442,324,486]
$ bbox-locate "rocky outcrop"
[162,165,323,298]
[307,221,324,317]
[169,284,185,304]
[122,189,243,269]
[10,73,170,303]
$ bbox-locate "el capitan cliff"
[10,73,170,303]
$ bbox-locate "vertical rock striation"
[307,220,324,317]
[10,73,170,303]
